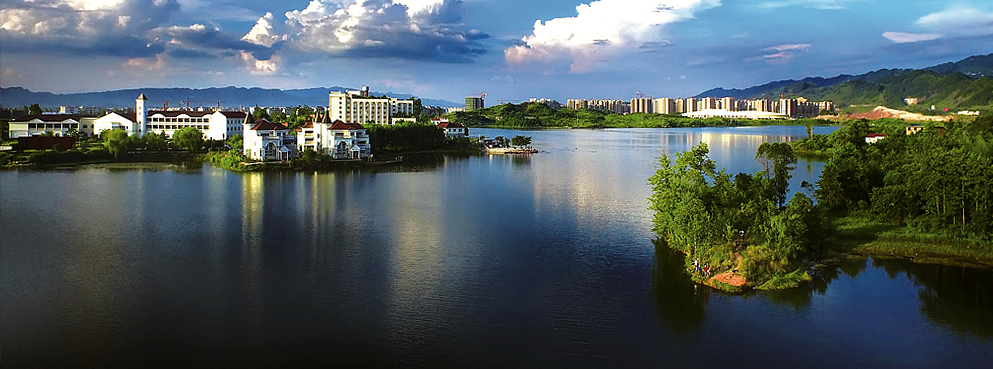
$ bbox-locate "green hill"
[766,69,993,112]
[758,54,993,112]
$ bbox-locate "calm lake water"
[2,126,991,367]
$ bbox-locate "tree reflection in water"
[653,244,991,340]
[874,259,993,339]
[651,241,707,333]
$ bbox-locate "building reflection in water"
[240,171,265,345]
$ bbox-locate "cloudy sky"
[1,0,991,103]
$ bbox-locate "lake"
[2,126,991,367]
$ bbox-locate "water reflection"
[875,259,993,338]
[652,242,706,333]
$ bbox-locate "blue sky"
[1,0,991,104]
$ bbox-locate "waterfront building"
[675,98,686,113]
[7,114,97,138]
[682,109,789,120]
[329,86,393,125]
[93,94,246,140]
[242,114,295,161]
[300,113,371,159]
[433,118,469,138]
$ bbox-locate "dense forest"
[798,116,993,239]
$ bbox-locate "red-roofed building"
[865,133,887,144]
[8,114,98,138]
[243,115,296,161]
[296,113,371,159]
[433,118,468,138]
[93,94,247,140]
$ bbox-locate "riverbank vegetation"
[0,129,212,168]
[649,142,824,291]
[448,101,833,129]
[652,115,993,292]
[366,122,481,155]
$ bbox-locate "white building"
[8,114,97,138]
[297,113,371,159]
[242,115,295,161]
[682,109,789,120]
[93,94,246,140]
[328,86,415,125]
[433,118,468,138]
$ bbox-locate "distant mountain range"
[0,86,461,109]
[696,54,993,109]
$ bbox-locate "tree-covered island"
[650,116,993,292]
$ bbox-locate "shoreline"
[684,234,992,294]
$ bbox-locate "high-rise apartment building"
[466,97,485,111]
[684,98,697,113]
[719,97,736,111]
[630,98,653,114]
[567,99,589,110]
[654,98,676,115]
[699,97,717,110]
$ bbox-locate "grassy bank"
[2,149,196,168]
[826,215,993,268]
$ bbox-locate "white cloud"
[755,0,864,10]
[882,31,942,44]
[883,5,993,44]
[242,12,286,47]
[916,6,993,37]
[0,0,266,61]
[259,0,485,62]
[0,0,179,40]
[759,43,810,64]
[241,51,280,75]
[504,0,722,73]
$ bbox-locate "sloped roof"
[147,110,248,118]
[11,114,97,122]
[250,119,288,131]
[437,121,465,129]
[329,120,365,130]
[296,121,314,131]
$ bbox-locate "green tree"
[301,148,318,164]
[756,142,797,207]
[511,135,532,147]
[413,98,423,116]
[173,127,204,153]
[252,107,271,120]
[28,103,43,115]
[226,134,243,151]
[104,129,129,158]
[145,131,167,151]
